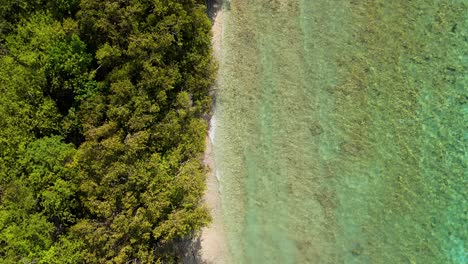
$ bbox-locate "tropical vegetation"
[0,0,215,262]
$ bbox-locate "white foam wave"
[209,115,217,145]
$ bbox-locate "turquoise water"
[213,0,467,263]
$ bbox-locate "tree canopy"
[0,0,215,262]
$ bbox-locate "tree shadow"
[175,236,207,264]
[205,0,223,21]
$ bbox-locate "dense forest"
[0,0,215,262]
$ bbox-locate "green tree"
[0,12,92,263]
[0,136,78,262]
[0,0,215,262]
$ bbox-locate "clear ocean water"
[212,0,467,263]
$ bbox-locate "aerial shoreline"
[198,3,230,263]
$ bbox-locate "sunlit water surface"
[213,1,467,263]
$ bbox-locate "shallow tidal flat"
[213,0,467,263]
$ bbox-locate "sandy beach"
[198,4,229,264]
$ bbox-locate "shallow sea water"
[213,0,467,263]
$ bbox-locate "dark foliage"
[0,0,214,262]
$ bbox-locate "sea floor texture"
[212,1,467,263]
